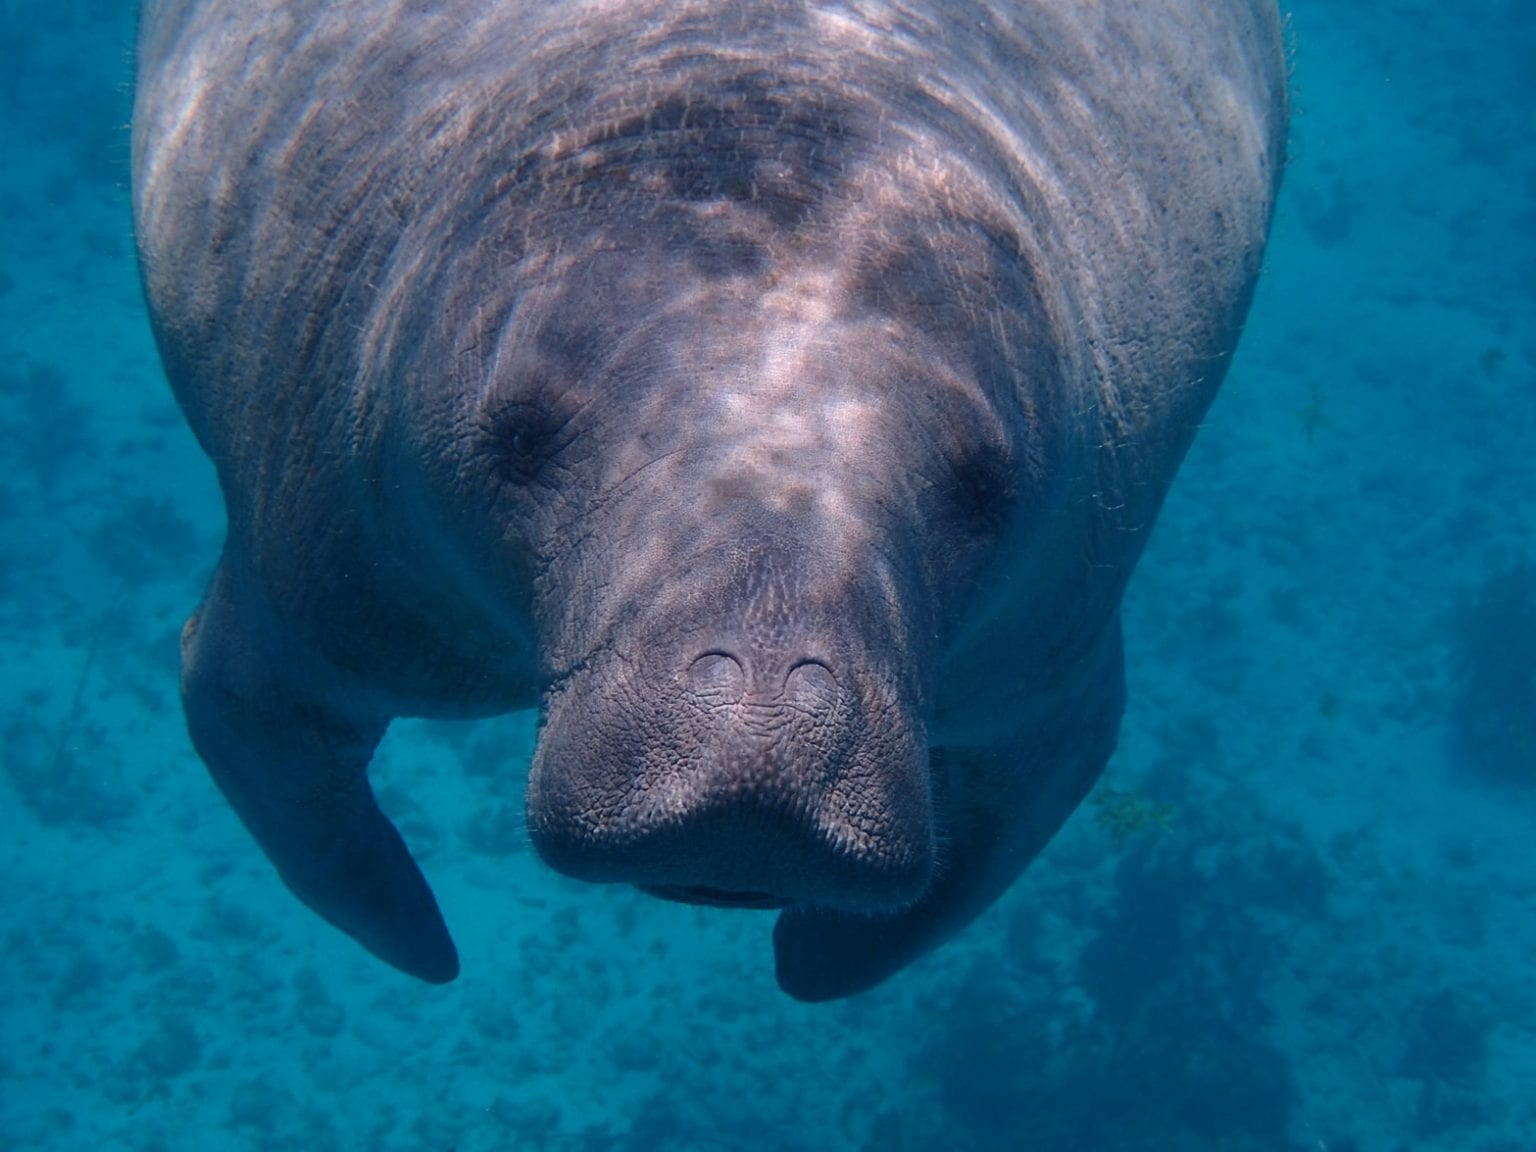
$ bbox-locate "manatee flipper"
[773,621,1126,1001]
[180,558,459,983]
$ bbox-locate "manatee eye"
[483,390,581,485]
[506,424,536,458]
[485,407,546,482]
[949,446,1016,535]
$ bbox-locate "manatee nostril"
[785,659,837,707]
[685,651,745,703]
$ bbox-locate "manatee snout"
[526,562,936,914]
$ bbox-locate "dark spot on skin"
[689,228,772,278]
[707,474,761,506]
[852,225,969,337]
[650,203,771,279]
[534,313,606,370]
[481,147,547,211]
[850,209,1039,360]
[577,72,862,233]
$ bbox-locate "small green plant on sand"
[1091,785,1175,846]
[1296,382,1328,442]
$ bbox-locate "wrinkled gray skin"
[133,0,1285,1000]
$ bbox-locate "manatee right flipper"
[180,557,459,983]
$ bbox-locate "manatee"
[132,0,1287,1000]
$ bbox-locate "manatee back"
[134,0,1284,537]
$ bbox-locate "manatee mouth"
[643,884,789,910]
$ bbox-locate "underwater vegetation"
[891,825,1334,1152]
[1450,558,1536,786]
[1090,784,1176,846]
[0,358,98,498]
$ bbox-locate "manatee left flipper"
[772,742,1110,1001]
[774,622,1126,1001]
[180,558,459,983]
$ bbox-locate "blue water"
[2,3,1533,1149]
